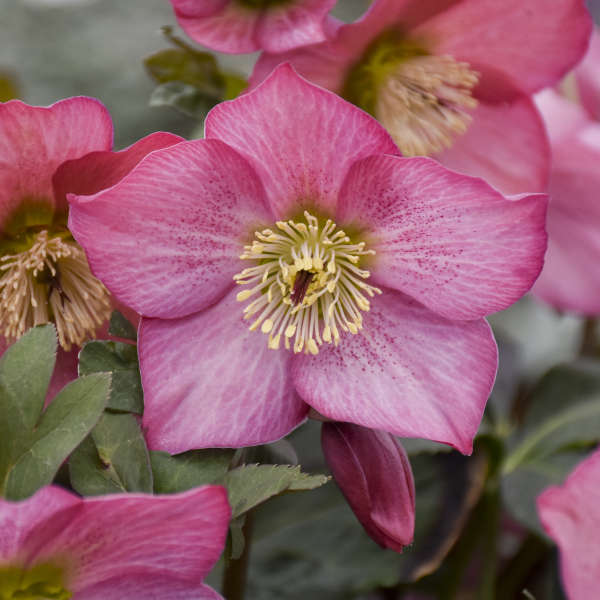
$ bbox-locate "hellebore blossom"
[250,0,592,194]
[169,0,336,54]
[68,65,548,455]
[538,448,600,600]
[321,422,415,552]
[0,98,181,352]
[0,484,230,600]
[531,30,600,315]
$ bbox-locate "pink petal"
[82,579,223,600]
[531,123,600,315]
[0,486,79,564]
[171,0,228,17]
[436,94,550,195]
[538,448,600,600]
[30,486,230,592]
[321,423,415,552]
[53,132,183,205]
[140,288,308,453]
[68,139,272,319]
[292,289,497,454]
[205,63,398,219]
[0,97,112,229]
[81,579,223,600]
[337,154,548,321]
[535,89,590,144]
[172,0,335,54]
[576,28,600,121]
[415,0,592,96]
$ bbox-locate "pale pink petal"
[171,0,228,18]
[436,95,550,195]
[30,486,230,591]
[140,288,308,453]
[322,423,415,552]
[68,139,272,319]
[172,0,335,54]
[255,0,337,54]
[292,290,497,454]
[532,124,600,315]
[535,89,590,144]
[82,578,223,600]
[337,155,548,321]
[0,97,112,228]
[206,64,398,219]
[0,486,79,564]
[576,29,600,121]
[538,448,600,600]
[53,132,183,205]
[416,0,592,95]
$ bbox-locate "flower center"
[342,30,479,156]
[234,211,381,354]
[0,564,71,600]
[0,230,111,350]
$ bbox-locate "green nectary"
[341,29,428,117]
[0,564,71,600]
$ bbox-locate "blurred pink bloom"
[68,65,548,455]
[250,0,591,194]
[169,0,336,54]
[0,484,230,599]
[322,422,415,552]
[0,97,182,392]
[532,30,600,315]
[538,448,600,600]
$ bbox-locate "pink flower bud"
[321,422,415,552]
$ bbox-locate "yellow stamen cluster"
[0,230,111,350]
[376,54,479,156]
[234,211,381,354]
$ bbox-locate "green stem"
[222,512,253,600]
[477,486,501,600]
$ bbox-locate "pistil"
[234,211,381,354]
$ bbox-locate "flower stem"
[222,512,254,600]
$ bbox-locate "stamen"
[0,230,112,350]
[234,211,381,354]
[376,54,479,156]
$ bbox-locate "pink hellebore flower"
[250,0,592,194]
[169,0,336,54]
[68,65,548,455]
[531,30,600,315]
[0,97,182,349]
[0,97,182,393]
[537,448,600,600]
[0,484,230,600]
[321,422,415,552]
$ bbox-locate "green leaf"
[218,464,330,519]
[108,310,137,341]
[0,325,57,458]
[149,81,217,120]
[144,26,246,119]
[243,484,401,600]
[3,373,110,499]
[78,340,142,413]
[150,448,234,494]
[501,360,600,533]
[70,412,153,495]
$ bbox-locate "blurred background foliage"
[3,1,600,598]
